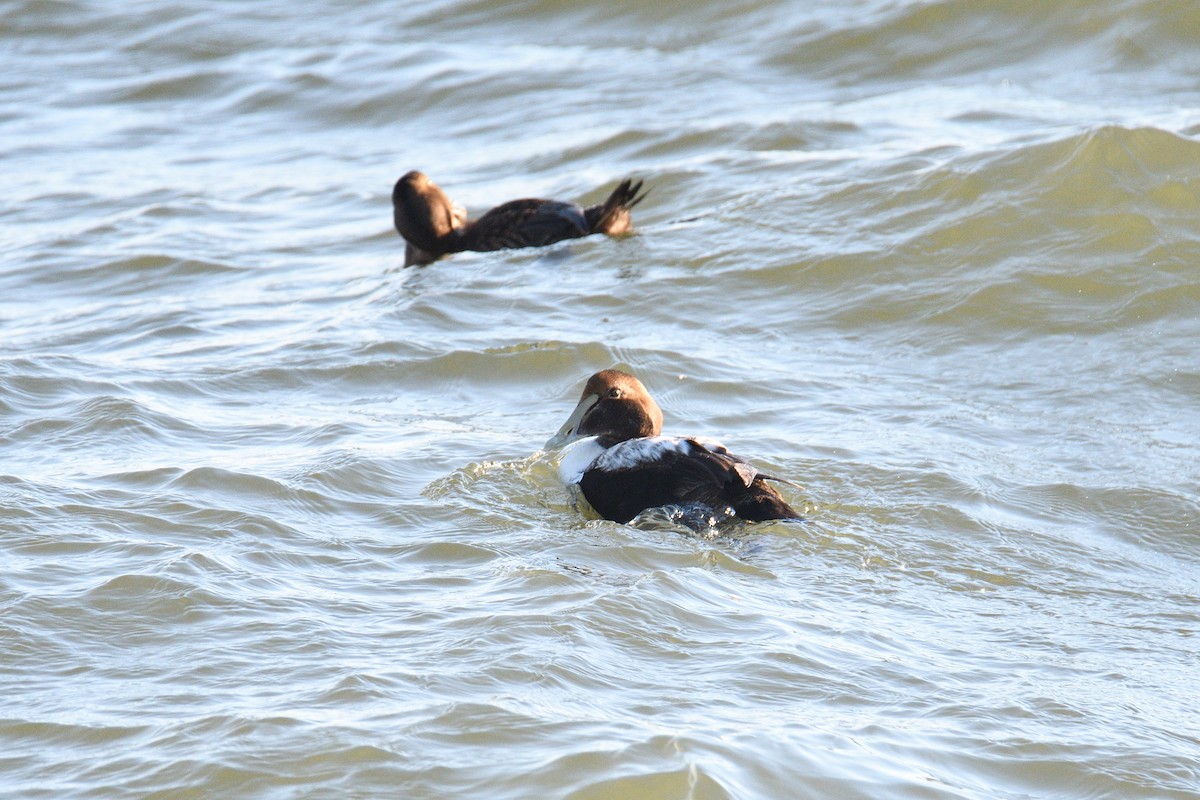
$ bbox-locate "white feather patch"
[558,435,743,485]
[557,436,606,485]
[592,436,720,472]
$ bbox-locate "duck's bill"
[544,393,598,450]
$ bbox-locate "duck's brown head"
[392,171,464,262]
[547,369,664,449]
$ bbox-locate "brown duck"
[546,369,803,524]
[392,171,648,266]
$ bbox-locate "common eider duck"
[546,369,802,524]
[392,171,648,266]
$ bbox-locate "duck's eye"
[608,388,621,398]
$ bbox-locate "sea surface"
[3,0,1199,797]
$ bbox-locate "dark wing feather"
[459,199,589,251]
[579,440,800,523]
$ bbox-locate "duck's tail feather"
[585,178,649,235]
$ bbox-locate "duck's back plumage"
[458,199,589,251]
[576,436,799,524]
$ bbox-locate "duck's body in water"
[392,171,647,266]
[546,369,802,524]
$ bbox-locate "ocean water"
[2,0,1199,797]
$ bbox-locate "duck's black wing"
[459,199,589,252]
[578,438,801,524]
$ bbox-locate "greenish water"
[2,0,1198,797]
